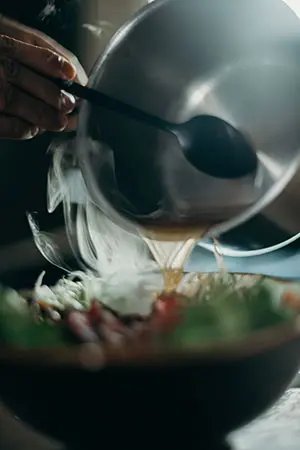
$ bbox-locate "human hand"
[0,15,88,139]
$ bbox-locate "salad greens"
[0,275,298,350]
[0,287,69,348]
[160,276,296,349]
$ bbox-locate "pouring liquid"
[213,238,226,273]
[143,227,209,292]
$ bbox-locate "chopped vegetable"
[281,291,300,312]
[0,275,298,351]
[159,279,295,349]
[0,287,69,348]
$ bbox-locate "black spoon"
[55,78,258,179]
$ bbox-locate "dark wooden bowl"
[0,274,300,450]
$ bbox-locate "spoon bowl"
[174,115,258,178]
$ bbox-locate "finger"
[64,114,78,132]
[0,17,88,85]
[30,32,88,85]
[0,83,68,131]
[0,15,30,41]
[0,114,39,139]
[0,34,76,80]
[0,57,76,112]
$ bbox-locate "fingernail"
[60,92,76,112]
[31,126,40,137]
[57,115,68,131]
[24,127,39,140]
[60,57,76,81]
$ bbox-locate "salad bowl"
[0,273,300,450]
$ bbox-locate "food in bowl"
[1,273,299,353]
[1,272,300,450]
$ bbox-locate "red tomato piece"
[88,300,103,325]
[67,311,100,343]
[153,294,182,332]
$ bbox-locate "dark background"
[0,0,80,289]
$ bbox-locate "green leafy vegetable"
[0,275,298,350]
[0,287,70,348]
[160,277,296,349]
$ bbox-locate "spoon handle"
[53,78,171,132]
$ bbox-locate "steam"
[45,138,157,275]
[82,21,114,39]
[28,212,72,272]
[29,138,163,312]
[39,1,58,21]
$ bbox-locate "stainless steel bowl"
[77,0,300,237]
[200,167,300,257]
